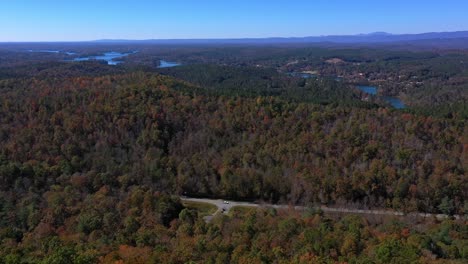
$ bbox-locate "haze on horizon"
[1,0,468,42]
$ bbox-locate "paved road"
[180,197,463,222]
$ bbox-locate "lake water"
[27,50,75,55]
[357,85,406,109]
[356,85,377,95]
[158,60,181,68]
[73,51,136,65]
[382,96,406,109]
[288,72,317,78]
[288,72,344,81]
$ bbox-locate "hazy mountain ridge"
[94,31,468,44]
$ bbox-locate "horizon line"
[1,30,467,43]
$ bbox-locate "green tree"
[375,238,419,264]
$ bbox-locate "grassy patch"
[182,201,217,217]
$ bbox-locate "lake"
[288,72,317,78]
[28,50,75,55]
[357,85,406,109]
[382,96,406,109]
[72,51,137,65]
[158,60,181,68]
[288,72,344,81]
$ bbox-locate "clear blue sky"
[1,0,467,41]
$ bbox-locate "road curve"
[181,197,261,222]
[180,197,463,222]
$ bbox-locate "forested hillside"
[157,64,376,107]
[0,70,468,263]
[0,54,466,263]
[1,72,465,213]
[2,0,468,261]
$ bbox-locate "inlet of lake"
[357,85,406,109]
[158,60,181,68]
[27,50,76,55]
[288,72,343,81]
[27,49,182,68]
[288,72,317,78]
[72,51,137,65]
[71,52,180,67]
[287,72,405,108]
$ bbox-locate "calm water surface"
[288,72,317,78]
[357,85,405,109]
[28,50,75,54]
[73,51,136,65]
[158,60,181,68]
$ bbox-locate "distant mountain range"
[94,31,468,45]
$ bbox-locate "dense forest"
[156,64,378,107]
[2,43,466,116]
[1,72,465,212]
[0,43,466,263]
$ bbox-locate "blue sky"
[1,0,467,41]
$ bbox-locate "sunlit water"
[158,60,181,68]
[357,85,406,109]
[72,51,137,65]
